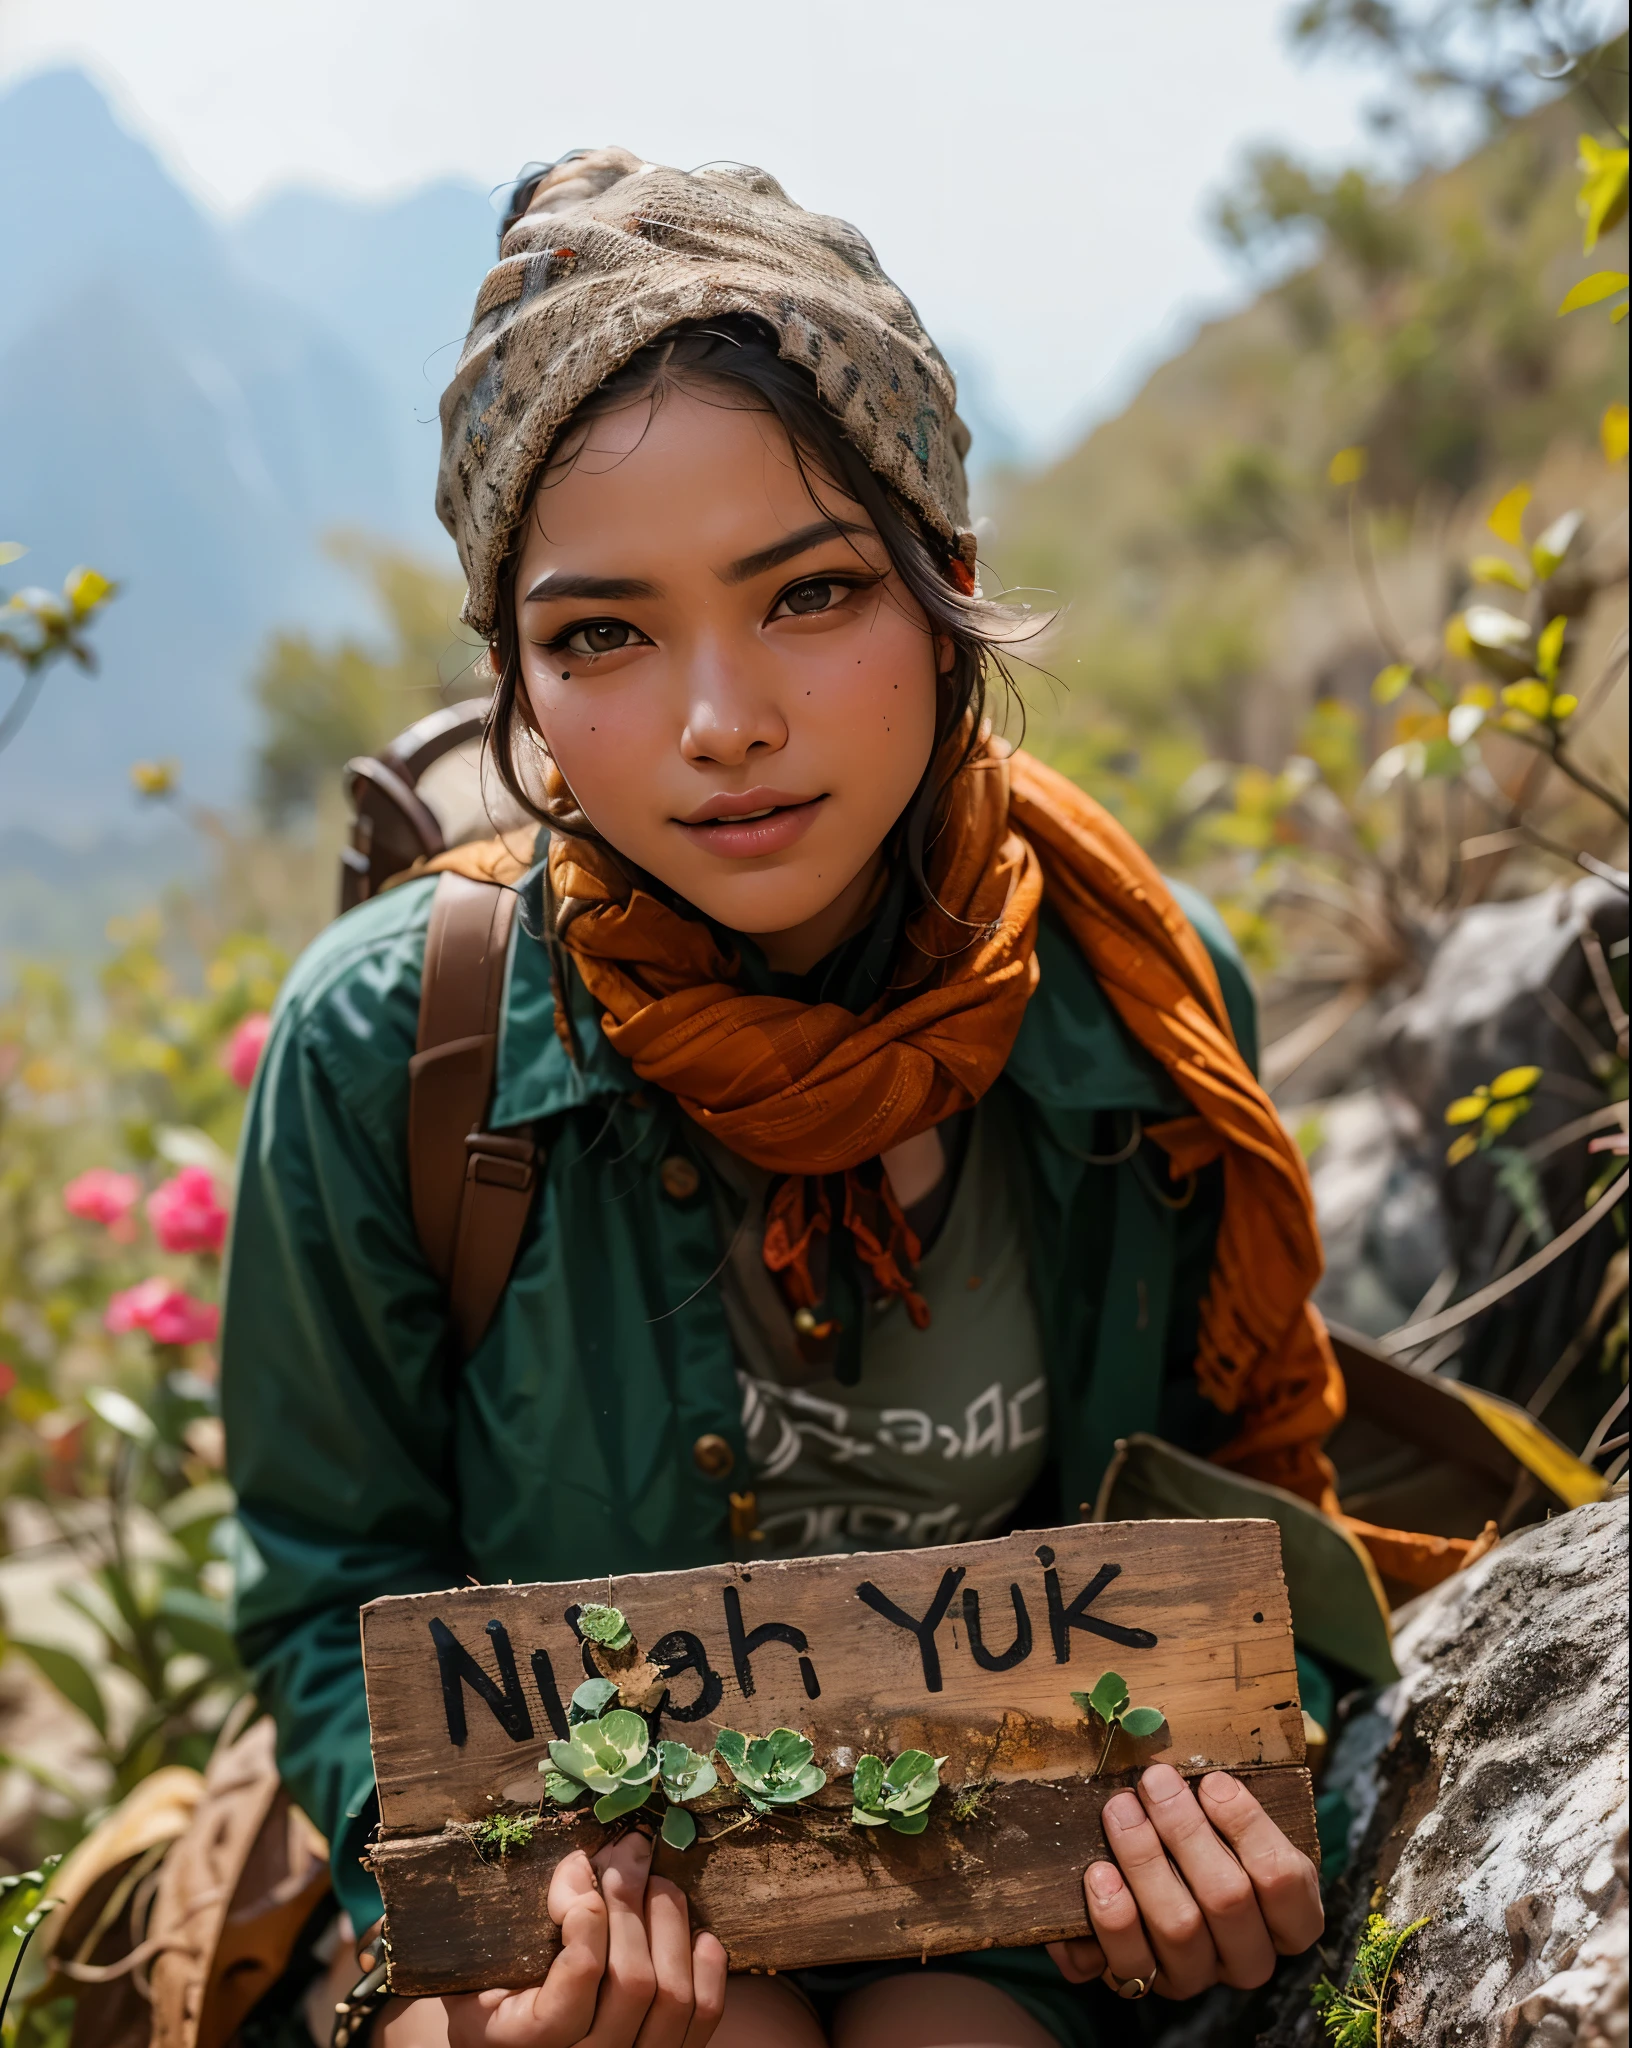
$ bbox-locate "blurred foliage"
[1291,0,1622,146]
[996,38,1627,950]
[0,909,284,1936]
[253,533,482,823]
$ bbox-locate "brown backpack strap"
[408,871,540,1353]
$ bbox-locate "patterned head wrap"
[437,146,975,636]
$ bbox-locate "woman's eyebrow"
[522,570,661,602]
[718,517,872,586]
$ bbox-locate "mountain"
[228,179,498,554]
[0,69,481,836]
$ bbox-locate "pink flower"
[104,1278,220,1347]
[223,1012,272,1090]
[147,1166,229,1256]
[63,1167,142,1236]
[0,1361,15,1399]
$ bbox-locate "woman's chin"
[668,866,849,938]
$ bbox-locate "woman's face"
[510,384,944,962]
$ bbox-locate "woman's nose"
[679,663,788,768]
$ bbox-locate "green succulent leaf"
[569,1677,620,1725]
[1084,1672,1130,1723]
[887,1807,932,1835]
[593,1779,654,1824]
[595,1709,653,1760]
[660,1803,697,1850]
[657,1741,718,1805]
[764,1727,815,1772]
[1119,1707,1166,1739]
[577,1603,634,1651]
[712,1729,748,1776]
[541,1769,584,1805]
[548,1712,658,1796]
[851,1754,886,1811]
[881,1750,945,1815]
[770,1762,826,1803]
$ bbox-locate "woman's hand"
[1047,1766,1323,2001]
[441,1834,726,2047]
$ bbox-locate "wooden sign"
[361,1519,1315,1992]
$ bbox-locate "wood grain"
[374,1770,1318,1991]
[361,1518,1314,1986]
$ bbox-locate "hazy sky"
[2,0,1388,457]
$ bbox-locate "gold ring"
[1105,1970,1154,2001]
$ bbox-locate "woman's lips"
[675,795,827,858]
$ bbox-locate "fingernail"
[1105,1792,1143,1830]
[1087,1861,1124,1901]
[1201,1770,1241,1799]
[1140,1763,1185,1802]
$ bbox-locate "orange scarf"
[433,744,1468,1589]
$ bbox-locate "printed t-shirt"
[706,1092,1049,1557]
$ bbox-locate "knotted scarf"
[428,743,1480,1588]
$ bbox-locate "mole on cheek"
[561,671,571,680]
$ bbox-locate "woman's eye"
[565,619,633,656]
[559,619,639,657]
[780,579,841,616]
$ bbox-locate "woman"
[223,147,1334,2048]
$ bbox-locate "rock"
[1252,1494,1629,2047]
[1374,876,1627,1414]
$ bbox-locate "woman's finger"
[681,1932,727,2047]
[1197,1772,1324,1956]
[634,1876,696,2047]
[1100,1790,1219,1999]
[444,1852,608,2047]
[1134,1766,1276,1990]
[1081,1859,1160,1994]
[587,1833,659,2043]
[1045,1934,1108,1985]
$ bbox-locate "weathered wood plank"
[362,1519,1304,1835]
[362,1518,1313,1986]
[373,1770,1318,1992]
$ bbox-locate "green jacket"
[223,863,1256,1926]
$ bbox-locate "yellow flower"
[1445,1093,1490,1126]
[1486,484,1531,547]
[1446,1134,1479,1166]
[1469,554,1530,591]
[1577,134,1629,252]
[1372,662,1412,703]
[1501,680,1553,722]
[1604,402,1630,464]
[130,760,177,797]
[1328,446,1367,486]
[1489,1065,1542,1099]
[1483,1098,1531,1138]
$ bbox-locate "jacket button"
[660,1154,701,1201]
[692,1433,734,1479]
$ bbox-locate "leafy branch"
[0,1860,61,2031]
[0,549,118,756]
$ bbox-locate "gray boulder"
[1253,1494,1628,2047]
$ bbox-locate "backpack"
[340,700,538,1355]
